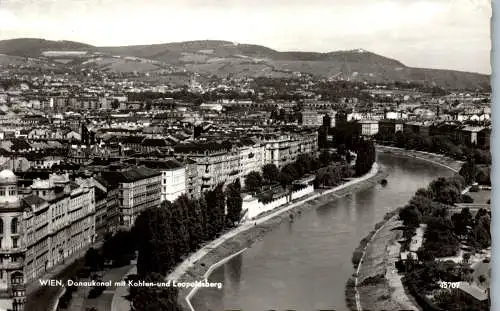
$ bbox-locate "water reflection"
[226,254,243,293]
[192,154,454,311]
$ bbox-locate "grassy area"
[473,261,491,289]
[466,189,490,204]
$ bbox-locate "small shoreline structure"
[345,145,464,311]
[162,163,387,311]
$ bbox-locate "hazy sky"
[0,0,492,74]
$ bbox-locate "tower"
[0,170,26,311]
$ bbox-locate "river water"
[192,153,454,311]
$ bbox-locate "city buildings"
[142,160,187,203]
[23,173,95,280]
[0,170,25,311]
[100,167,162,229]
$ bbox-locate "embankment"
[345,146,463,311]
[176,164,388,311]
[376,145,462,173]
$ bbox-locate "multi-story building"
[184,159,200,199]
[404,121,431,137]
[301,111,323,127]
[0,170,26,311]
[22,173,95,282]
[174,142,238,193]
[142,160,186,203]
[358,120,379,137]
[100,167,161,229]
[458,126,490,147]
[236,139,266,187]
[378,119,404,140]
[263,132,318,169]
[93,176,120,237]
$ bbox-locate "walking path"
[68,263,134,311]
[111,163,380,311]
[376,145,461,173]
[26,242,102,296]
[354,146,463,311]
[25,242,103,311]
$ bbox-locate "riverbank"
[346,147,463,311]
[376,145,462,173]
[167,163,387,311]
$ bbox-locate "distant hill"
[0,38,490,90]
[0,38,93,57]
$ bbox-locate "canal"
[192,153,454,311]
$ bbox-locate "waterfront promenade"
[110,163,381,311]
[352,146,463,311]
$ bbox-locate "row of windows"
[0,218,19,235]
[0,237,19,249]
[0,186,16,196]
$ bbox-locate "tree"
[462,252,471,264]
[399,206,421,227]
[102,230,136,267]
[84,247,103,272]
[459,160,478,185]
[417,247,435,262]
[245,171,263,192]
[262,164,280,183]
[479,274,486,284]
[131,274,182,311]
[135,207,175,276]
[319,149,333,166]
[111,99,120,110]
[355,140,375,176]
[226,179,243,226]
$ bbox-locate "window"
[0,219,2,234]
[12,237,18,248]
[0,188,4,196]
[11,272,23,285]
[11,218,18,234]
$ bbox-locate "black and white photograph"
[0,0,493,310]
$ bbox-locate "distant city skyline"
[0,0,492,74]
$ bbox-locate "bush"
[461,194,474,203]
[57,288,73,310]
[88,285,107,299]
[351,250,363,268]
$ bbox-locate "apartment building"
[301,111,323,127]
[236,139,265,187]
[458,126,491,148]
[184,159,200,199]
[378,119,404,140]
[22,173,95,282]
[263,132,318,169]
[358,120,379,136]
[0,170,25,311]
[175,142,246,193]
[404,121,431,137]
[100,167,161,229]
[142,160,186,203]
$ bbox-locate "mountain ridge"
[0,38,490,90]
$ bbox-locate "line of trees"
[396,161,491,311]
[244,151,353,195]
[355,140,376,176]
[129,180,242,310]
[378,131,491,165]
